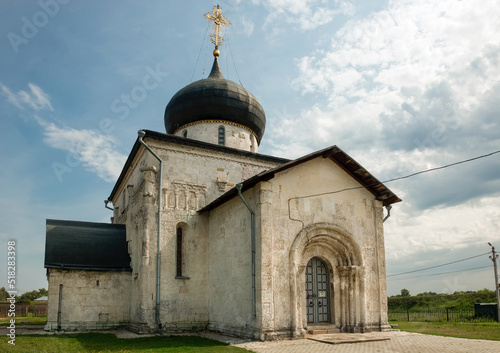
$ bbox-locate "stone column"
[135,165,159,330]
[337,266,365,332]
[373,200,391,331]
[256,182,273,339]
[357,266,367,331]
[337,266,349,330]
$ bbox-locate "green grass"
[0,333,253,353]
[392,320,500,341]
[0,316,46,326]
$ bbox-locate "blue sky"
[1,0,499,297]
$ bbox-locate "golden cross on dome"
[204,4,231,57]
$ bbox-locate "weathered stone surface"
[45,269,131,331]
[173,121,259,153]
[47,138,392,339]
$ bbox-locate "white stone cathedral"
[44,6,401,340]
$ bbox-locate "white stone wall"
[254,156,390,337]
[206,195,256,337]
[109,137,282,332]
[173,121,259,152]
[105,139,389,338]
[45,269,131,331]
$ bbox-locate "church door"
[306,257,330,323]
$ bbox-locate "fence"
[0,303,29,317]
[34,303,47,317]
[388,308,497,323]
[0,303,47,317]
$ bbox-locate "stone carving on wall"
[178,191,186,210]
[140,166,158,199]
[123,184,133,211]
[164,181,207,211]
[216,177,228,192]
[188,191,196,209]
[167,191,176,208]
[216,168,229,192]
[242,163,267,181]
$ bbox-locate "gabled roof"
[199,145,402,213]
[107,129,289,202]
[45,219,131,271]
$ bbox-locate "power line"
[383,150,500,184]
[387,252,491,277]
[387,265,491,281]
[191,23,210,82]
[290,149,500,201]
[226,32,243,86]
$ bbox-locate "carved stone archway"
[289,223,366,337]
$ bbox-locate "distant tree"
[19,288,48,302]
[417,291,438,296]
[400,288,410,297]
[0,287,8,301]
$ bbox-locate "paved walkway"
[234,331,500,353]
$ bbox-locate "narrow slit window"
[183,130,187,138]
[218,126,225,146]
[176,228,182,277]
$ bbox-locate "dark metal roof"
[164,57,266,142]
[45,219,131,271]
[199,145,402,213]
[107,129,289,202]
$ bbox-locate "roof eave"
[198,145,402,213]
[45,264,132,272]
[107,130,289,202]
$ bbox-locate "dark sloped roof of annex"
[45,219,131,271]
[199,145,402,213]
[107,129,290,202]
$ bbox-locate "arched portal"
[289,223,366,337]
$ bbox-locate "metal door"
[306,257,330,323]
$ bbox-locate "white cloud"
[262,0,500,263]
[292,0,500,108]
[0,82,125,182]
[37,118,127,182]
[0,82,53,111]
[258,0,354,31]
[283,0,500,176]
[386,195,500,260]
[240,16,255,37]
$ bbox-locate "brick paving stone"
[234,331,500,353]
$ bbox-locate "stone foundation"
[44,321,129,332]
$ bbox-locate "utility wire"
[387,265,491,281]
[383,150,500,184]
[226,32,243,86]
[387,252,491,277]
[290,149,500,201]
[191,23,210,82]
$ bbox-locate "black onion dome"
[164,58,266,142]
